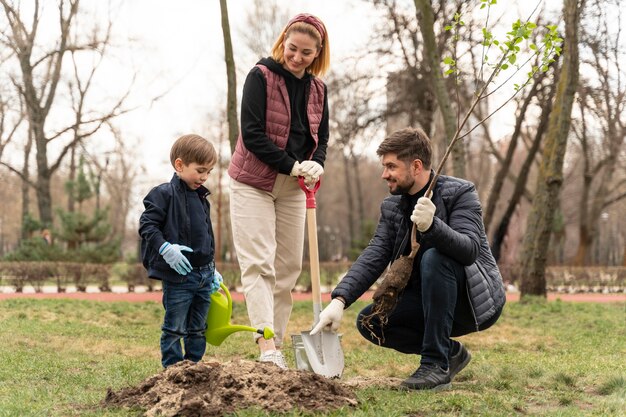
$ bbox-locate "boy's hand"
[159,242,193,275]
[210,270,223,295]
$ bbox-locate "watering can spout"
[206,282,274,346]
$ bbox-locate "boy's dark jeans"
[160,265,213,368]
[356,248,500,369]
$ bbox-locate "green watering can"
[206,282,274,346]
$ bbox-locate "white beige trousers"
[229,174,306,347]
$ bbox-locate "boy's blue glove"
[210,270,223,294]
[159,242,193,275]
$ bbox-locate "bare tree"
[414,0,466,177]
[569,0,626,266]
[326,70,386,250]
[64,20,132,214]
[490,76,557,262]
[238,0,291,62]
[219,0,238,154]
[519,0,584,297]
[82,125,136,256]
[369,0,454,140]
[0,0,131,227]
[482,65,548,231]
[0,88,23,160]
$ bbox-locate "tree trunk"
[491,83,555,261]
[572,165,592,266]
[219,0,238,154]
[484,77,543,231]
[414,0,466,177]
[519,0,582,298]
[351,152,366,244]
[32,122,53,226]
[20,129,33,240]
[67,145,76,213]
[342,151,355,247]
[215,134,225,265]
[572,226,592,266]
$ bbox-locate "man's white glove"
[290,161,303,177]
[298,161,324,183]
[411,197,436,232]
[309,298,344,335]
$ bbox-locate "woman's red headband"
[286,13,326,42]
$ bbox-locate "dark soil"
[103,359,358,416]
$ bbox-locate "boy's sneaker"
[400,363,451,391]
[259,350,287,369]
[448,342,471,380]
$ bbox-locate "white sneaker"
[259,350,288,369]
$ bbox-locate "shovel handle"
[298,177,321,209]
[300,177,323,322]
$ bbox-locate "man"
[311,127,505,391]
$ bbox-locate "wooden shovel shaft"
[306,207,323,323]
[410,190,433,257]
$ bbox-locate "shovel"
[206,282,274,346]
[297,177,344,378]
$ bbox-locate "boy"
[139,134,222,367]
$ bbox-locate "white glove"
[299,161,324,182]
[290,161,303,177]
[310,298,345,335]
[410,197,436,232]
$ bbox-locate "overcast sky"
[55,0,377,223]
[8,1,619,224]
[100,1,375,187]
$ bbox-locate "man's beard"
[389,177,415,195]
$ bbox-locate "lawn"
[0,297,624,416]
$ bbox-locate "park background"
[0,1,625,416]
[0,0,625,298]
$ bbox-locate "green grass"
[0,298,624,416]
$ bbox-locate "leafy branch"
[439,0,563,143]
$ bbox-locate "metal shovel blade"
[300,329,344,379]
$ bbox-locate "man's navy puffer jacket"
[331,174,505,329]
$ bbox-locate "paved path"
[0,290,624,304]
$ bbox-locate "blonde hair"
[170,134,217,168]
[271,18,330,77]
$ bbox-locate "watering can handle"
[219,282,232,310]
[298,177,321,209]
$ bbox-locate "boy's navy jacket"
[139,174,215,283]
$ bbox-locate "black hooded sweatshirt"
[239,57,329,174]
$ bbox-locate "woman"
[228,13,330,368]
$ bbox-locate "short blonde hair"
[271,16,330,77]
[169,134,217,168]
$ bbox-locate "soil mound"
[103,359,358,416]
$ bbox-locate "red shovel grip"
[298,177,321,209]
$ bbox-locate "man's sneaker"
[448,342,471,380]
[400,364,451,391]
[259,350,288,369]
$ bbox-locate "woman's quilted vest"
[228,64,325,191]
